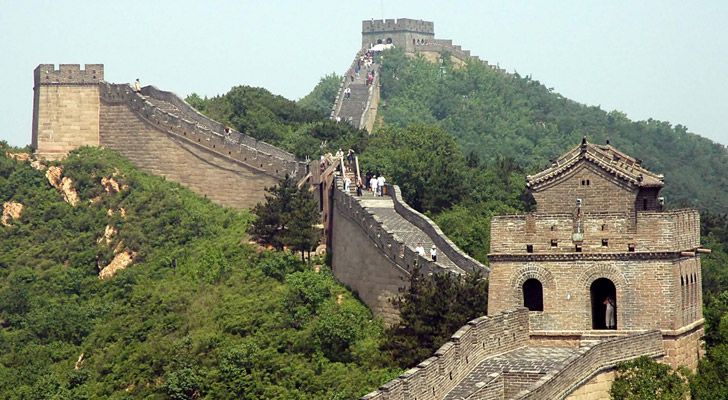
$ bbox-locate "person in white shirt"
[376,175,386,196]
[344,176,351,192]
[430,245,437,262]
[415,243,426,257]
[370,175,378,195]
[133,78,141,92]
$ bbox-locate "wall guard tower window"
[575,244,582,252]
[550,239,558,247]
[591,278,617,329]
[522,279,544,311]
[602,239,609,247]
[526,244,534,253]
[628,243,635,252]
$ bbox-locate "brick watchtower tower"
[32,64,104,160]
[488,138,706,370]
[362,18,434,52]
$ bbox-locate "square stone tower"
[362,18,434,52]
[488,138,706,369]
[32,64,104,160]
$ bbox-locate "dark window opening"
[587,179,591,186]
[526,244,534,253]
[522,278,544,311]
[628,243,635,252]
[591,278,617,329]
[643,198,648,210]
[601,224,607,231]
[551,239,558,247]
[602,239,609,247]
[550,225,556,231]
[575,244,582,252]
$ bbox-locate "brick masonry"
[32,64,307,209]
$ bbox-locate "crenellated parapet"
[361,308,530,400]
[332,177,457,276]
[34,64,104,87]
[518,331,663,399]
[362,18,434,34]
[388,185,487,274]
[99,82,306,180]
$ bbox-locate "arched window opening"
[590,278,617,329]
[522,279,544,311]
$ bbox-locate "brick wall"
[360,309,530,400]
[532,163,638,215]
[488,257,695,331]
[519,331,664,399]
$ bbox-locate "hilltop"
[352,48,728,213]
[0,145,398,399]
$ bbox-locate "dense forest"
[0,146,400,399]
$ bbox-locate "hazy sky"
[1,0,727,147]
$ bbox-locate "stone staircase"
[332,55,379,130]
[336,159,462,273]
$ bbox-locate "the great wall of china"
[29,18,705,400]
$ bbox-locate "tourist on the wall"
[356,177,363,196]
[370,174,378,195]
[604,297,616,329]
[133,78,141,92]
[430,245,437,262]
[415,243,426,257]
[376,174,386,196]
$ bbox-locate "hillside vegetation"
[0,145,398,399]
[376,48,728,213]
[186,85,367,160]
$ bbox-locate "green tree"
[610,356,689,400]
[284,185,321,261]
[297,73,342,115]
[248,175,298,250]
[383,267,488,368]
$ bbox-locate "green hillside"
[376,48,728,213]
[0,145,398,399]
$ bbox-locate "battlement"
[34,64,104,86]
[362,18,434,34]
[489,208,700,255]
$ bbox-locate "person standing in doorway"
[604,296,616,329]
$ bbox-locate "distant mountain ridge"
[375,48,728,213]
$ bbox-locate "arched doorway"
[590,278,616,329]
[522,278,544,311]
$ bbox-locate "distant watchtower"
[32,64,104,160]
[362,18,434,52]
[488,139,706,370]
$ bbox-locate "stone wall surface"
[361,309,530,400]
[518,331,663,400]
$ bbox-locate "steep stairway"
[332,55,379,130]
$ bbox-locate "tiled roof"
[527,139,664,189]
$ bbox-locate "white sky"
[1,0,726,146]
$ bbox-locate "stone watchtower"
[488,139,706,369]
[362,18,434,52]
[32,64,104,160]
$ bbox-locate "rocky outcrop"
[1,202,24,226]
[45,166,79,206]
[99,250,136,280]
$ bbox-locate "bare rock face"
[5,152,31,162]
[98,251,136,280]
[45,166,79,206]
[1,202,24,226]
[97,225,117,245]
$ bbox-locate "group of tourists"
[414,243,438,262]
[364,171,386,196]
